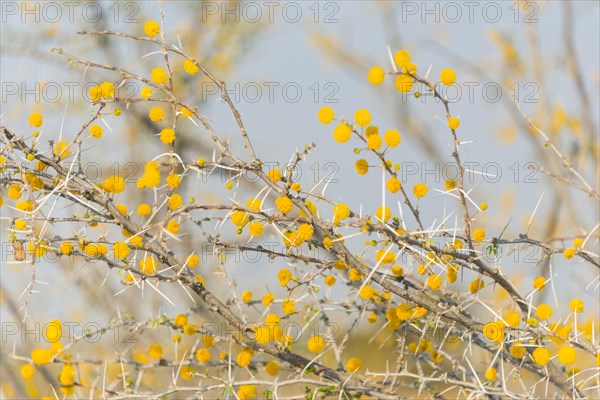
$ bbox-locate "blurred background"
[1,1,599,397]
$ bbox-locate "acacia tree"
[1,6,599,400]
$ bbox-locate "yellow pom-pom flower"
[448,117,460,130]
[395,74,413,93]
[149,107,164,122]
[368,66,385,85]
[536,303,552,320]
[307,336,325,353]
[160,128,176,144]
[318,106,335,124]
[472,228,486,242]
[183,59,200,76]
[151,67,168,85]
[333,123,352,143]
[29,113,43,127]
[557,345,576,365]
[354,109,372,128]
[90,124,103,139]
[569,299,584,313]
[384,129,401,147]
[144,20,160,37]
[440,68,456,85]
[346,357,362,373]
[413,182,428,198]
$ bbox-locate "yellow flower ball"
[151,67,168,85]
[196,348,211,363]
[237,385,256,400]
[236,351,252,367]
[281,298,295,314]
[183,59,200,76]
[160,128,176,144]
[504,311,520,328]
[248,221,264,237]
[469,278,484,294]
[427,275,443,290]
[532,276,546,290]
[318,106,335,124]
[231,211,249,227]
[113,241,130,259]
[324,275,336,286]
[148,343,163,358]
[557,345,576,365]
[359,285,375,300]
[241,290,252,303]
[103,175,125,193]
[166,220,179,234]
[268,168,282,183]
[167,193,183,210]
[90,124,103,139]
[386,177,401,193]
[395,74,414,93]
[346,357,362,373]
[394,49,411,67]
[246,197,261,211]
[367,133,382,150]
[573,238,583,248]
[278,268,292,286]
[375,205,391,221]
[307,336,325,353]
[333,123,352,143]
[482,321,504,343]
[262,293,274,307]
[53,141,71,160]
[184,254,198,268]
[333,203,350,222]
[444,179,457,191]
[275,196,293,214]
[166,173,181,189]
[183,324,197,335]
[355,159,368,175]
[31,348,52,365]
[368,66,385,85]
[173,314,188,327]
[440,68,456,85]
[29,113,43,127]
[21,364,35,379]
[149,107,164,122]
[563,247,576,259]
[536,303,552,320]
[484,367,497,381]
[100,82,115,98]
[569,299,584,313]
[137,203,152,216]
[60,242,72,255]
[472,228,486,242]
[59,364,76,386]
[509,341,526,359]
[265,361,279,376]
[144,20,160,37]
[384,129,401,147]
[413,182,428,198]
[448,117,460,130]
[7,184,22,200]
[139,256,157,275]
[532,347,550,366]
[140,87,152,99]
[354,109,372,128]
